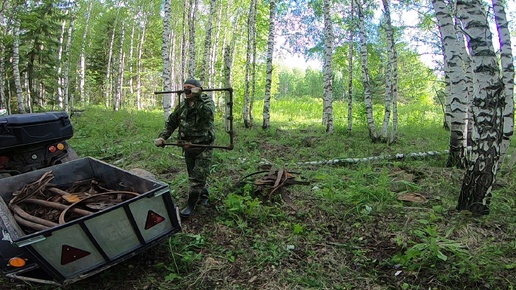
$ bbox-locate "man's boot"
[180,190,199,218]
[198,188,209,207]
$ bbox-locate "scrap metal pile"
[8,171,140,233]
[237,166,310,211]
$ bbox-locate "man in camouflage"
[154,78,215,218]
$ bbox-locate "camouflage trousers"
[184,147,213,192]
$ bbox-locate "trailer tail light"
[48,145,57,153]
[48,143,65,153]
[9,257,26,268]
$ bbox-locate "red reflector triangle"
[61,244,91,265]
[145,210,166,230]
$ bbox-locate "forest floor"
[1,107,515,289]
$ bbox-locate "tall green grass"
[57,100,516,289]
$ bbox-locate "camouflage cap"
[184,78,202,88]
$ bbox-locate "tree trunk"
[79,2,93,106]
[57,19,66,109]
[136,19,146,110]
[200,0,216,84]
[63,15,74,113]
[0,40,5,109]
[243,0,256,128]
[346,0,354,133]
[162,0,173,119]
[113,21,125,111]
[262,0,276,130]
[105,8,120,109]
[432,0,469,168]
[381,0,398,143]
[357,0,377,141]
[456,0,506,216]
[187,0,198,78]
[13,24,25,114]
[322,0,334,133]
[492,0,515,171]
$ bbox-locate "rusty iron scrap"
[7,171,140,233]
[239,166,310,211]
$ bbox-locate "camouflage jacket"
[158,93,215,144]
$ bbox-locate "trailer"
[0,157,182,286]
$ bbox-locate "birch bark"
[162,0,173,119]
[322,0,334,133]
[13,24,25,113]
[492,0,515,170]
[346,0,354,133]
[357,0,377,140]
[262,0,276,130]
[432,0,469,168]
[456,0,506,216]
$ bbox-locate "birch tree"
[187,0,198,78]
[432,0,470,168]
[262,0,276,130]
[161,0,173,119]
[113,20,125,111]
[492,0,515,170]
[456,0,511,216]
[346,0,354,133]
[380,0,398,143]
[200,0,216,84]
[78,1,93,105]
[13,24,25,113]
[322,0,334,133]
[356,0,377,141]
[243,0,257,128]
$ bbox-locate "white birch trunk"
[12,25,25,114]
[128,24,135,98]
[381,0,398,143]
[79,2,93,105]
[432,0,469,167]
[243,0,256,128]
[0,38,5,109]
[105,9,119,108]
[136,21,146,110]
[200,0,216,84]
[456,0,505,216]
[209,2,223,88]
[162,0,173,119]
[63,16,74,113]
[187,0,198,78]
[262,0,276,130]
[357,0,377,140]
[322,0,334,133]
[492,0,515,170]
[114,21,125,111]
[181,0,189,82]
[346,0,354,133]
[57,19,66,109]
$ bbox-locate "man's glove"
[154,138,166,147]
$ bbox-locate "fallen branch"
[287,150,449,166]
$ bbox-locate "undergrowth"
[2,102,515,289]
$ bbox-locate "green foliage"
[162,233,206,280]
[32,101,514,290]
[392,223,469,271]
